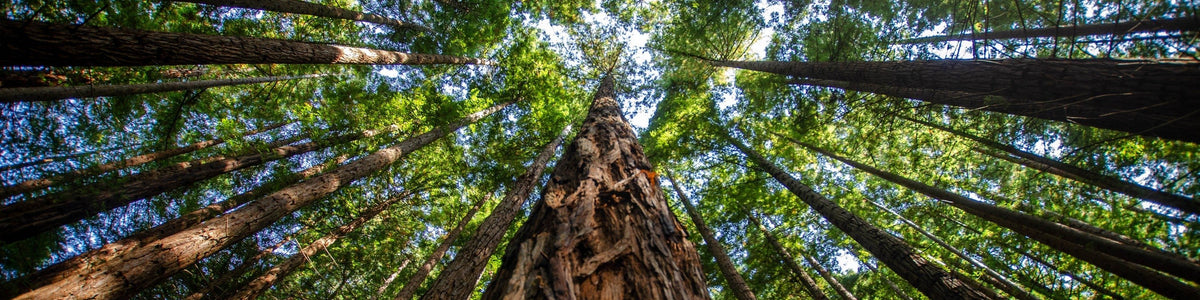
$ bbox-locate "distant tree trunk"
[0,74,326,102]
[799,252,858,300]
[481,75,709,299]
[394,195,489,300]
[718,58,1200,143]
[723,130,993,299]
[0,145,125,173]
[861,261,914,300]
[421,126,571,300]
[666,174,758,300]
[747,214,831,300]
[183,228,305,300]
[0,121,290,198]
[0,20,493,67]
[903,116,1199,215]
[227,191,413,300]
[176,0,432,31]
[371,258,412,300]
[896,17,1200,44]
[785,137,1200,298]
[9,101,511,300]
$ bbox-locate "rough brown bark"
[723,58,1200,143]
[481,75,709,299]
[897,17,1200,43]
[786,138,1200,298]
[724,131,992,299]
[371,258,412,300]
[394,195,489,300]
[747,214,831,300]
[0,20,493,67]
[9,101,510,300]
[861,261,914,300]
[421,126,571,300]
[177,0,432,31]
[666,174,758,300]
[0,74,325,102]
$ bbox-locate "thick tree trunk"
[747,214,831,300]
[897,17,1200,43]
[393,195,489,300]
[723,131,993,299]
[421,126,572,300]
[0,74,325,102]
[904,116,1198,214]
[371,258,412,300]
[9,101,510,300]
[799,252,857,300]
[0,20,492,67]
[227,191,413,300]
[786,138,1200,298]
[176,0,432,31]
[183,228,305,300]
[666,174,758,300]
[722,58,1200,143]
[861,261,914,300]
[481,75,709,299]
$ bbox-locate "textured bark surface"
[178,0,432,31]
[422,126,570,300]
[666,174,757,300]
[0,74,324,102]
[394,195,489,300]
[748,214,831,300]
[724,131,992,300]
[898,16,1200,43]
[9,101,509,300]
[482,75,709,300]
[788,138,1200,298]
[0,20,492,67]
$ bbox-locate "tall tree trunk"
[481,75,709,299]
[393,195,489,300]
[904,116,1198,214]
[0,121,290,198]
[666,174,758,300]
[0,20,492,67]
[176,0,432,32]
[799,251,858,300]
[0,125,389,243]
[861,261,914,300]
[786,137,1200,298]
[9,101,511,300]
[371,258,413,300]
[0,145,125,173]
[723,130,993,299]
[897,17,1200,43]
[747,214,831,300]
[183,226,306,300]
[717,58,1200,143]
[227,191,413,300]
[421,126,572,300]
[0,74,326,102]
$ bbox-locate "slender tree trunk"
[183,228,306,300]
[371,258,412,300]
[421,126,572,300]
[0,20,492,67]
[747,214,831,300]
[176,0,432,31]
[9,101,511,300]
[861,261,914,300]
[786,137,1200,298]
[666,174,758,300]
[481,75,709,299]
[0,74,326,102]
[897,17,1200,43]
[227,191,412,300]
[723,130,993,299]
[0,145,125,173]
[719,58,1200,143]
[394,195,489,300]
[799,252,858,300]
[904,116,1198,214]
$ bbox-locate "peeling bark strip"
[0,20,493,67]
[0,74,325,102]
[717,58,1200,143]
[666,174,758,300]
[10,101,510,300]
[897,16,1200,43]
[176,0,433,32]
[394,195,489,300]
[747,214,830,300]
[422,126,571,300]
[482,75,709,299]
[722,130,993,300]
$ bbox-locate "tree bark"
[0,74,326,102]
[721,58,1200,143]
[786,137,1200,298]
[176,0,432,32]
[897,17,1200,44]
[0,20,493,67]
[0,145,125,173]
[861,261,914,300]
[371,258,412,300]
[481,75,709,299]
[723,130,993,299]
[183,227,305,300]
[666,174,758,300]
[394,195,489,300]
[747,214,831,300]
[421,126,571,300]
[8,101,511,300]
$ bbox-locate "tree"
[0,74,327,102]
[176,0,432,32]
[393,194,487,300]
[897,17,1200,44]
[747,213,832,300]
[666,173,758,300]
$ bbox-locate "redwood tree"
[177,0,432,32]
